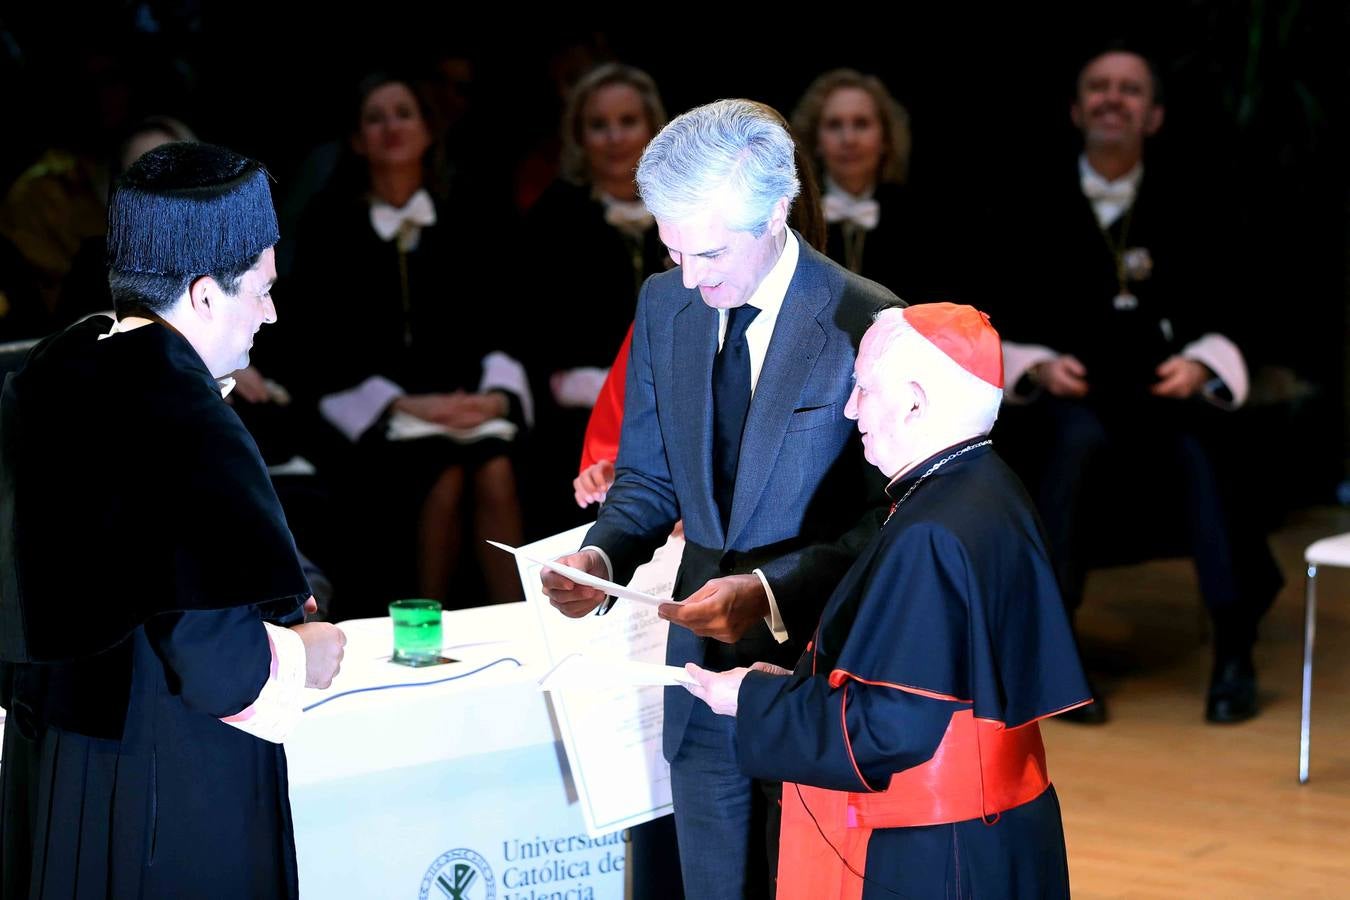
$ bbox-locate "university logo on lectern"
[420,848,496,900]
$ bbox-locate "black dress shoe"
[1206,657,1258,724]
[1059,694,1108,725]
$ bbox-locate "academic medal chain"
[397,236,413,347]
[1102,202,1139,312]
[841,221,867,275]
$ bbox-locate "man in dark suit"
[541,99,895,898]
[995,49,1282,725]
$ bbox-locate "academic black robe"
[281,189,517,413]
[279,188,525,603]
[736,441,1090,899]
[823,181,971,306]
[520,179,668,381]
[0,317,310,898]
[518,179,670,535]
[984,161,1282,612]
[988,162,1243,405]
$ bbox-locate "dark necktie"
[712,304,760,532]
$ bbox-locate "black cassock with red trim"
[736,439,1091,899]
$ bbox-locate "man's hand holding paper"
[659,574,768,643]
[539,549,612,617]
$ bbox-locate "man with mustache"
[995,48,1281,725]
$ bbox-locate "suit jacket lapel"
[670,292,720,540]
[727,247,832,546]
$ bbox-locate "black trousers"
[1013,395,1281,659]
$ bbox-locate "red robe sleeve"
[578,322,633,473]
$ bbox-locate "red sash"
[776,708,1051,900]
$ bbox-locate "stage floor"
[1053,505,1350,898]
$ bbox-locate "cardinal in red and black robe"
[686,303,1091,899]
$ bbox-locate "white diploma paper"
[516,524,684,837]
[538,653,696,690]
[486,540,673,606]
[386,410,518,444]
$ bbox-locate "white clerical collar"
[743,228,799,317]
[100,315,235,398]
[1079,154,1144,228]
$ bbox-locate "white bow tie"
[599,194,654,235]
[1080,173,1136,206]
[370,189,437,251]
[823,191,880,230]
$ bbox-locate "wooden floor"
[1051,506,1350,898]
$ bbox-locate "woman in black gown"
[285,73,528,610]
[520,63,671,535]
[792,69,960,303]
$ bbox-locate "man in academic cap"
[685,304,1091,899]
[0,142,346,898]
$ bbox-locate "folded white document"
[538,652,697,690]
[266,455,317,477]
[485,540,674,607]
[387,410,518,444]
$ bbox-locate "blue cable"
[301,657,525,712]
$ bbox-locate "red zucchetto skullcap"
[902,302,1004,389]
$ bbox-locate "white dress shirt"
[589,231,802,642]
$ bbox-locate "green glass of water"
[389,599,443,666]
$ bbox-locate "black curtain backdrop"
[3,3,1345,497]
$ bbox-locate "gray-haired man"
[542,99,897,898]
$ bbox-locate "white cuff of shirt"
[219,622,307,744]
[1181,333,1248,409]
[577,548,784,639]
[579,544,619,615]
[754,568,788,644]
[480,351,534,428]
[1001,342,1059,404]
[580,544,614,582]
[319,375,404,441]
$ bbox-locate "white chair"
[1300,533,1350,783]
